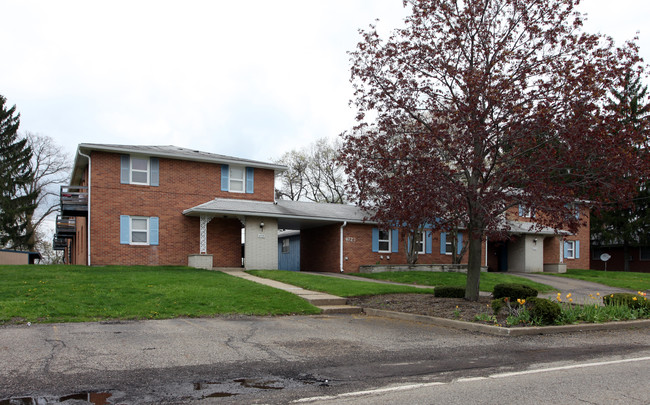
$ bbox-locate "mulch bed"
[347,293,510,325]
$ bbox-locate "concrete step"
[317,305,363,314]
[303,297,348,306]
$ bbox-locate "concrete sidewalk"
[221,270,362,314]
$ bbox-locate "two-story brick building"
[54,144,589,273]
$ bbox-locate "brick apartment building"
[54,144,589,273]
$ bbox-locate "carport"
[182,198,370,270]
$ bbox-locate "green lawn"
[0,265,320,325]
[247,270,437,297]
[550,269,650,291]
[349,271,556,293]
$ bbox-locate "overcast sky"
[1,0,649,164]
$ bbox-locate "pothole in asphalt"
[1,374,333,403]
[0,391,112,405]
[192,374,332,400]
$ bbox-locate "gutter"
[340,221,347,273]
[77,149,91,266]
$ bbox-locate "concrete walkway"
[220,270,362,314]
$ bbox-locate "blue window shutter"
[564,241,569,258]
[457,233,463,255]
[150,158,159,186]
[518,205,524,217]
[120,215,130,244]
[575,241,580,259]
[391,229,398,253]
[246,167,254,194]
[371,228,379,252]
[425,231,432,254]
[407,236,411,252]
[221,164,229,191]
[120,155,130,184]
[150,217,159,245]
[440,232,447,254]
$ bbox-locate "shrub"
[526,297,561,325]
[491,298,505,315]
[603,293,649,310]
[492,283,538,301]
[434,286,465,298]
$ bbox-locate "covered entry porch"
[486,221,568,273]
[182,198,368,270]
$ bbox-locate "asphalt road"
[1,314,649,404]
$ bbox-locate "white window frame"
[413,231,426,254]
[378,230,391,253]
[229,166,245,193]
[281,238,290,254]
[445,238,454,255]
[565,241,576,259]
[130,216,150,245]
[519,205,533,218]
[130,156,150,185]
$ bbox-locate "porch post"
[200,215,213,254]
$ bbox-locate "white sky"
[1,0,649,163]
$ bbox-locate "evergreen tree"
[591,72,650,271]
[0,95,37,250]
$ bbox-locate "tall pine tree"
[591,72,650,271]
[0,95,37,250]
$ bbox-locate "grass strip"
[0,265,320,325]
[247,270,435,297]
[549,269,650,291]
[350,271,556,293]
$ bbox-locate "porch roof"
[506,220,570,236]
[183,198,373,229]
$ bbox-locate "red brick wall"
[543,236,561,264]
[563,208,590,269]
[82,151,275,266]
[591,246,650,272]
[506,205,591,270]
[301,223,483,273]
[300,224,341,272]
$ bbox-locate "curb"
[362,308,650,336]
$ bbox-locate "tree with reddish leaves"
[340,0,647,300]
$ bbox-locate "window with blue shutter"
[221,164,229,191]
[440,232,447,254]
[120,155,130,184]
[120,215,130,244]
[425,230,433,254]
[564,241,577,259]
[149,217,159,245]
[120,215,159,245]
[246,167,254,194]
[150,158,159,187]
[372,228,379,252]
[121,155,158,186]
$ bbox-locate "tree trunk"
[465,230,482,301]
[623,243,630,272]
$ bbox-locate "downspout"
[78,150,91,266]
[340,221,347,273]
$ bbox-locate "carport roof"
[183,198,374,229]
